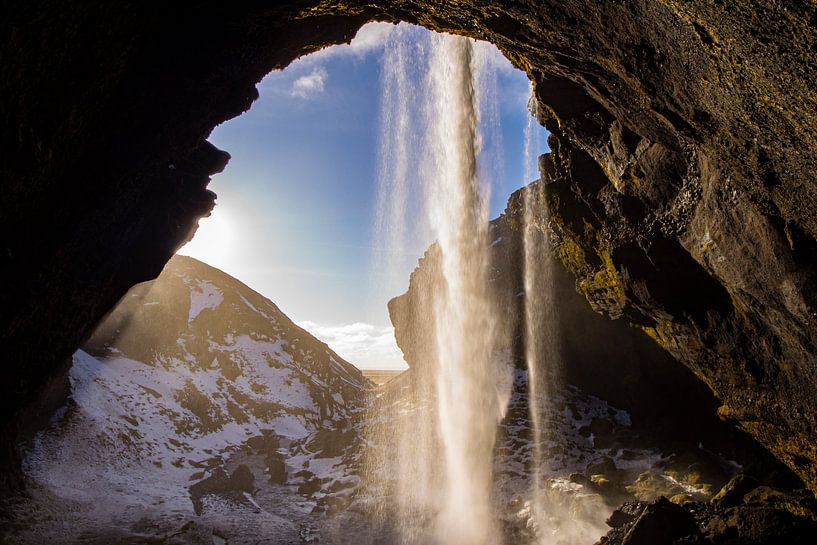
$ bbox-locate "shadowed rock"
[189,464,256,515]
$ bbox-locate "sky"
[178,23,548,370]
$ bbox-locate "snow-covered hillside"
[8,256,372,544]
[3,256,748,545]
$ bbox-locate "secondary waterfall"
[521,94,555,541]
[372,24,417,300]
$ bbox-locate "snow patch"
[188,280,223,322]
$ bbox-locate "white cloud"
[298,320,407,371]
[290,67,327,98]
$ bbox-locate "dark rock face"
[615,497,699,545]
[2,1,817,492]
[599,481,817,545]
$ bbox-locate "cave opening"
[178,22,546,373]
[4,4,817,545]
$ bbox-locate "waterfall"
[372,24,415,299]
[424,33,507,545]
[365,28,512,545]
[521,93,554,541]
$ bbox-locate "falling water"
[423,33,507,545]
[365,28,512,545]
[522,93,540,188]
[521,92,554,541]
[373,25,411,292]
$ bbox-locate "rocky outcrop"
[2,1,816,491]
[598,481,817,545]
[390,186,793,480]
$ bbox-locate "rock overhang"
[2,0,817,492]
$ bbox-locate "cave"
[3,1,817,543]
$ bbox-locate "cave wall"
[2,1,816,491]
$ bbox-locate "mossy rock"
[742,486,817,522]
[626,471,687,502]
[669,493,696,505]
[712,474,760,508]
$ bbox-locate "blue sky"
[179,23,548,369]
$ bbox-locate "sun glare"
[178,207,234,269]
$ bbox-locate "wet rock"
[742,486,817,521]
[670,493,696,506]
[598,497,699,545]
[587,456,619,477]
[659,450,729,498]
[589,417,616,448]
[606,501,649,529]
[626,471,687,502]
[591,474,613,489]
[583,457,632,503]
[712,474,761,508]
[604,482,817,545]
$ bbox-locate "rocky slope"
[2,0,817,496]
[1,255,371,544]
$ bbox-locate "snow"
[21,334,354,534]
[188,279,223,322]
[9,259,372,544]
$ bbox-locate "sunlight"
[177,206,235,269]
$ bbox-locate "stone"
[229,464,255,492]
[606,501,648,528]
[589,417,616,447]
[721,507,817,545]
[669,494,696,505]
[712,474,760,508]
[742,486,817,521]
[620,497,699,545]
[626,471,686,502]
[304,428,356,458]
[188,464,256,515]
[298,478,323,496]
[266,452,288,484]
